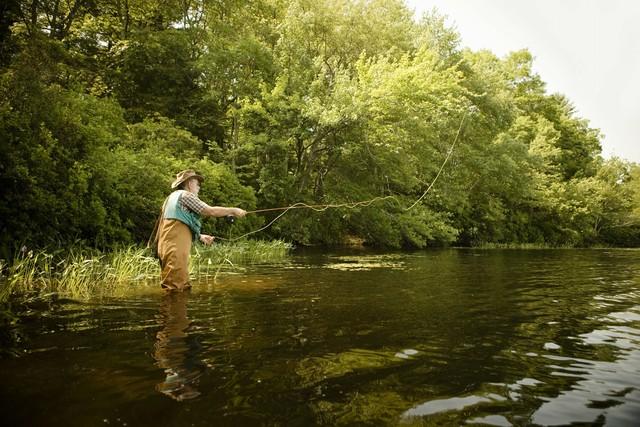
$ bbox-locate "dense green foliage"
[1,0,639,256]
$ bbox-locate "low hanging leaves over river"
[2,249,639,425]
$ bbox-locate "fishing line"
[216,113,467,242]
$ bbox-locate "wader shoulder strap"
[147,197,169,257]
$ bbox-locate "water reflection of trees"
[147,251,639,422]
[154,291,206,401]
[293,251,640,425]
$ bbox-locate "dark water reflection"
[154,291,205,401]
[1,249,639,426]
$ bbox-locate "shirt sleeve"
[179,192,207,215]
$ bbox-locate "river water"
[1,249,639,426]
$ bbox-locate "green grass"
[0,240,292,301]
[190,240,293,280]
[193,240,293,265]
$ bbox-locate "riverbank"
[0,240,293,301]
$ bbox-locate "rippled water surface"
[2,249,640,426]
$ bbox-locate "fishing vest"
[162,190,202,241]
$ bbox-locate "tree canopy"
[1,0,638,256]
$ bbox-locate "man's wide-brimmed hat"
[171,169,204,189]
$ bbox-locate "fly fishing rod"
[218,112,467,241]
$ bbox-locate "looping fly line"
[216,113,467,242]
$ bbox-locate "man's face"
[186,178,201,195]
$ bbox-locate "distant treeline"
[1,0,639,257]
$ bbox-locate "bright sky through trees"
[406,0,640,162]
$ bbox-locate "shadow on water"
[153,291,206,401]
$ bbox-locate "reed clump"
[0,240,292,301]
[192,240,292,267]
[0,247,158,300]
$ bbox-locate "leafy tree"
[0,0,637,253]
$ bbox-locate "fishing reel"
[225,215,236,224]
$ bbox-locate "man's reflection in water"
[154,290,206,401]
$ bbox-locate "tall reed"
[0,240,292,301]
[190,240,293,280]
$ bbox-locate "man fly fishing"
[151,170,246,291]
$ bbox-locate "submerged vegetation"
[0,240,292,301]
